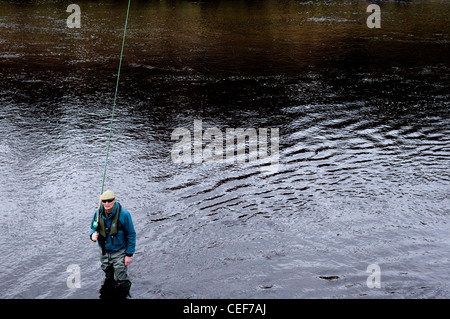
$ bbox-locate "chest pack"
[98,203,121,238]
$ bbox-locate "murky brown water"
[0,0,449,298]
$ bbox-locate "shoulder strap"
[110,203,121,236]
[98,207,106,238]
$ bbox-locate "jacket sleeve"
[122,210,136,256]
[90,210,98,240]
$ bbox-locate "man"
[90,190,136,298]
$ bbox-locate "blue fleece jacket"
[90,202,136,256]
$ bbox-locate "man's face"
[102,198,116,212]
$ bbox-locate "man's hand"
[124,256,132,267]
[91,232,99,242]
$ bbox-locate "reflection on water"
[0,0,449,298]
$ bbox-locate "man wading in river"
[90,190,136,298]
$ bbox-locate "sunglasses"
[102,198,115,203]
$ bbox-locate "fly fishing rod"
[93,0,131,233]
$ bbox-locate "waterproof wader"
[99,249,131,298]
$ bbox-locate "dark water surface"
[0,0,449,298]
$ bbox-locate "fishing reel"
[93,221,98,230]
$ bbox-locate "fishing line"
[100,0,131,195]
[95,0,131,229]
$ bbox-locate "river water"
[0,0,449,299]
